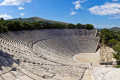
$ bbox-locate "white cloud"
[0,0,31,6]
[112,0,119,1]
[0,13,12,20]
[89,2,120,16]
[18,6,24,10]
[72,0,86,9]
[75,4,82,9]
[20,13,25,16]
[70,11,76,15]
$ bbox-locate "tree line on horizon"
[0,18,94,33]
[99,29,120,67]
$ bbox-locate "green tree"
[0,24,4,33]
[67,24,76,29]
[52,23,65,29]
[19,17,22,22]
[14,21,23,31]
[76,23,82,29]
[113,42,120,65]
[0,18,4,22]
[3,25,8,32]
[22,22,35,30]
[85,24,94,30]
[7,21,16,31]
[33,22,42,29]
[107,39,118,47]
[99,29,116,44]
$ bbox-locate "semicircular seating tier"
[0,29,100,80]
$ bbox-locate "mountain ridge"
[8,17,68,24]
[109,27,120,31]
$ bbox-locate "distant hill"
[8,17,68,24]
[109,27,120,31]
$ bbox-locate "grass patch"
[115,65,120,68]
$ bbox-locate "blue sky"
[0,0,120,28]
